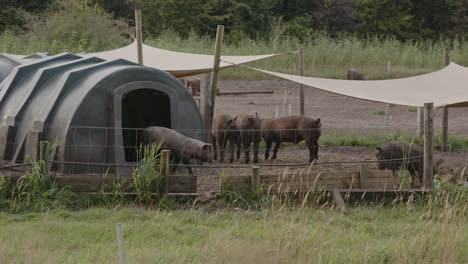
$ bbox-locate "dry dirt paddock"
[193,78,468,193]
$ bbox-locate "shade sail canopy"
[86,42,286,77]
[248,62,468,107]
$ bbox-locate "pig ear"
[228,119,235,126]
[376,147,382,154]
[248,117,254,124]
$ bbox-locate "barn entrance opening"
[121,89,171,162]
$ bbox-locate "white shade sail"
[248,62,468,107]
[86,42,287,77]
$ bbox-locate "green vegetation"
[0,140,466,262]
[319,131,468,151]
[2,0,468,80]
[0,191,466,263]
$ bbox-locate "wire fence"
[1,123,463,181]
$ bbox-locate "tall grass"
[11,142,76,213]
[132,144,165,205]
[146,31,467,80]
[2,12,468,80]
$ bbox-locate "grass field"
[0,204,466,264]
[2,29,466,80]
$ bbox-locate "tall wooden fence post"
[134,8,143,64]
[200,74,212,143]
[424,103,434,189]
[160,150,171,195]
[116,223,127,264]
[207,25,224,137]
[299,47,305,116]
[251,166,260,191]
[441,48,450,152]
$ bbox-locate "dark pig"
[262,116,321,162]
[143,126,212,174]
[234,113,261,163]
[346,68,366,80]
[211,114,238,163]
[375,141,442,186]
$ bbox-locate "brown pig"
[262,115,321,162]
[211,114,238,163]
[376,141,443,187]
[143,126,212,174]
[234,113,261,163]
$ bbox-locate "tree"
[355,0,415,40]
[312,0,356,35]
[0,0,53,32]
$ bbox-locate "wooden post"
[200,74,212,143]
[424,103,434,189]
[208,25,224,130]
[134,8,143,64]
[299,47,305,116]
[441,48,450,152]
[160,150,171,194]
[251,166,260,191]
[116,223,127,264]
[332,189,348,213]
[359,163,368,189]
[417,107,424,137]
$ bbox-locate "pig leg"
[228,138,235,163]
[220,135,227,163]
[171,154,182,174]
[253,139,260,163]
[182,157,193,175]
[236,136,242,161]
[271,140,281,160]
[308,140,319,162]
[244,139,252,164]
[212,135,218,161]
[265,138,273,160]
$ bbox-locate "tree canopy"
[1,0,468,42]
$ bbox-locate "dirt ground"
[215,79,468,135]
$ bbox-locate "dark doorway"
[121,89,171,162]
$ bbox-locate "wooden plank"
[5,173,196,193]
[424,103,434,189]
[217,91,274,96]
[360,164,368,188]
[367,170,394,178]
[251,166,260,191]
[333,189,348,213]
